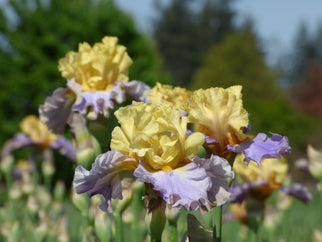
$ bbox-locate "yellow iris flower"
[58,36,132,91]
[185,86,250,156]
[111,101,205,170]
[233,153,288,198]
[20,115,57,147]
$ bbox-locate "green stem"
[131,183,143,242]
[168,221,177,242]
[250,230,257,242]
[213,206,222,242]
[113,212,123,242]
[80,214,90,242]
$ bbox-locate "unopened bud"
[42,160,55,178]
[165,204,180,225]
[53,181,66,202]
[9,182,22,200]
[0,155,14,174]
[94,212,111,242]
[27,196,39,216]
[71,188,90,216]
[9,221,20,242]
[34,222,48,241]
[145,198,166,241]
[36,186,52,209]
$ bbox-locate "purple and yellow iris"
[39,36,150,133]
[74,101,234,213]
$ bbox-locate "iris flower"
[39,36,150,133]
[1,115,75,161]
[185,86,291,166]
[74,101,234,213]
[229,154,312,203]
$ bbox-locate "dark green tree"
[190,26,279,99]
[153,0,236,86]
[282,22,322,86]
[0,0,167,144]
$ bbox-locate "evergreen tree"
[153,0,236,86]
[190,26,279,99]
[283,22,322,86]
[0,0,166,144]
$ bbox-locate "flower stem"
[113,212,123,242]
[131,182,144,242]
[213,206,222,242]
[168,221,177,242]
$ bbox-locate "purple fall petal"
[39,87,75,133]
[120,80,151,101]
[193,155,234,207]
[227,133,291,166]
[133,161,211,211]
[73,150,137,213]
[229,181,268,203]
[1,133,33,157]
[50,136,76,162]
[72,85,126,120]
[280,183,312,204]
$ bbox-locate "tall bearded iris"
[1,115,76,161]
[185,86,291,166]
[39,36,150,133]
[229,154,312,204]
[74,101,234,213]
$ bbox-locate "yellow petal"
[58,36,132,91]
[186,86,250,155]
[20,115,57,145]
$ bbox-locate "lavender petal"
[227,133,291,166]
[73,150,137,213]
[133,161,211,211]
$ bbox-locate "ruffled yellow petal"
[186,86,250,156]
[20,115,57,145]
[233,153,289,186]
[110,101,205,170]
[58,36,132,91]
[147,82,191,109]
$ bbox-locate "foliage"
[0,0,167,145]
[245,98,322,153]
[281,23,322,87]
[290,63,322,118]
[190,26,279,98]
[153,0,236,86]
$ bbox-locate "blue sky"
[116,0,322,64]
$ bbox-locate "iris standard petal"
[73,150,137,213]
[186,86,250,155]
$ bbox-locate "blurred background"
[0,0,321,169]
[0,1,322,241]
